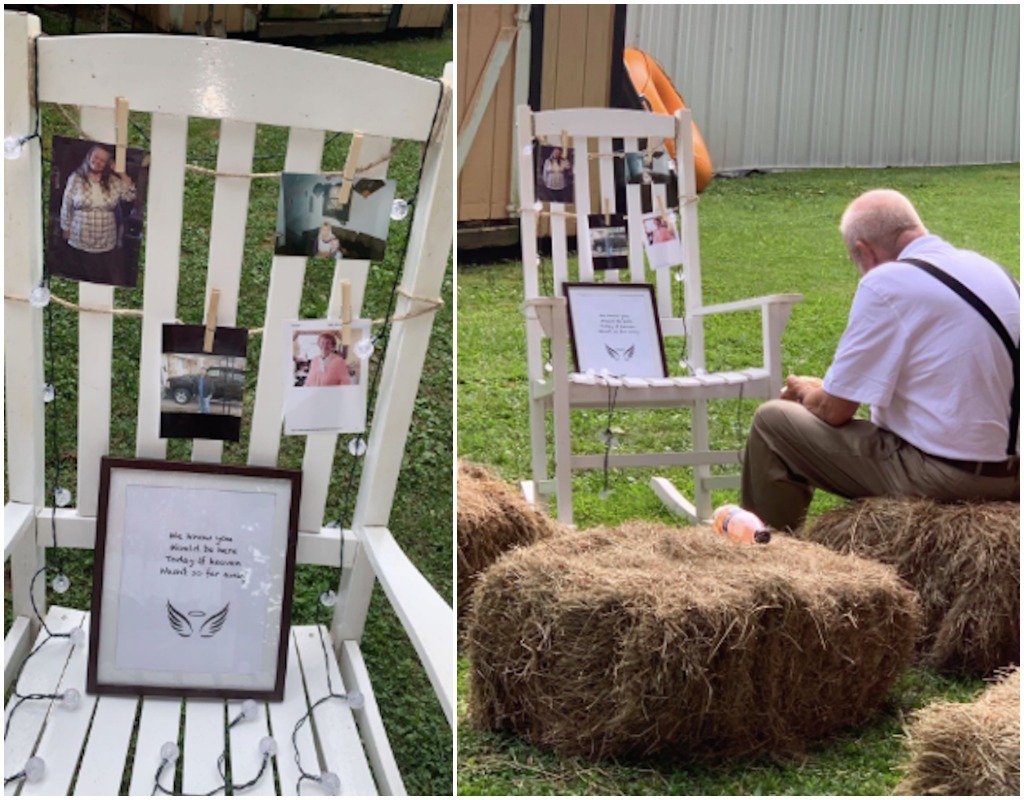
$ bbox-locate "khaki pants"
[741,400,1020,531]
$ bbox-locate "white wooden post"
[4,11,46,629]
[337,65,454,642]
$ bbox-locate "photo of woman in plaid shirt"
[60,144,136,255]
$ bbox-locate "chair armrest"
[523,295,568,338]
[357,525,454,726]
[690,293,803,317]
[4,502,35,562]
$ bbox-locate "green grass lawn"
[456,164,1019,794]
[4,7,452,796]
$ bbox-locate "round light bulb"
[389,198,409,221]
[240,699,259,721]
[544,361,553,374]
[533,200,543,212]
[23,756,45,783]
[674,268,685,283]
[69,627,86,646]
[348,437,367,457]
[258,736,278,757]
[320,771,342,795]
[522,143,533,157]
[29,286,51,309]
[354,337,374,359]
[52,573,71,594]
[61,688,81,710]
[599,490,610,501]
[319,589,338,608]
[160,742,180,763]
[678,359,690,373]
[4,135,24,160]
[346,689,364,710]
[54,487,72,508]
[42,383,55,403]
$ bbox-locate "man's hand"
[780,375,823,403]
[781,374,859,426]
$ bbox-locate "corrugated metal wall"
[626,4,1020,172]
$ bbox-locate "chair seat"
[532,367,771,408]
[4,607,380,796]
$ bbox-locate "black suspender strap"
[899,257,1020,456]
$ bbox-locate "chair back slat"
[573,138,594,282]
[550,203,569,297]
[135,112,189,460]
[247,126,323,468]
[595,136,621,284]
[190,119,256,466]
[71,109,117,515]
[297,134,389,534]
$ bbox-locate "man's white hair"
[839,189,927,257]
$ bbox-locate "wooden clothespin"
[336,132,364,208]
[339,279,353,346]
[656,194,670,224]
[603,198,611,226]
[114,97,129,173]
[561,129,569,153]
[203,289,220,353]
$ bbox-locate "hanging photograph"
[641,210,685,270]
[283,318,371,435]
[622,149,679,212]
[276,172,396,261]
[160,324,249,442]
[563,282,668,379]
[46,135,150,287]
[624,149,673,185]
[87,457,300,700]
[587,213,629,271]
[534,143,574,204]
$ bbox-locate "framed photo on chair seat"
[563,282,668,379]
[87,458,301,701]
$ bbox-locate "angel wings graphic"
[605,344,636,362]
[167,601,230,638]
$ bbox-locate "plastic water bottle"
[712,505,771,544]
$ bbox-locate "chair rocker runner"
[516,104,802,525]
[4,11,453,795]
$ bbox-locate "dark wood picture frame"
[87,457,301,701]
[563,282,669,378]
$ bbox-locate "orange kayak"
[624,47,713,193]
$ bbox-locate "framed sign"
[87,458,301,701]
[563,282,668,378]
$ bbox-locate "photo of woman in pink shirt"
[303,332,352,387]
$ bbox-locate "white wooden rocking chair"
[4,11,452,795]
[516,104,801,525]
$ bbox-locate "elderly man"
[742,189,1019,531]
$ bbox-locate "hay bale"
[896,669,1020,795]
[457,460,560,627]
[801,498,1019,676]
[466,521,921,760]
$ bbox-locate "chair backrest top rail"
[35,32,441,141]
